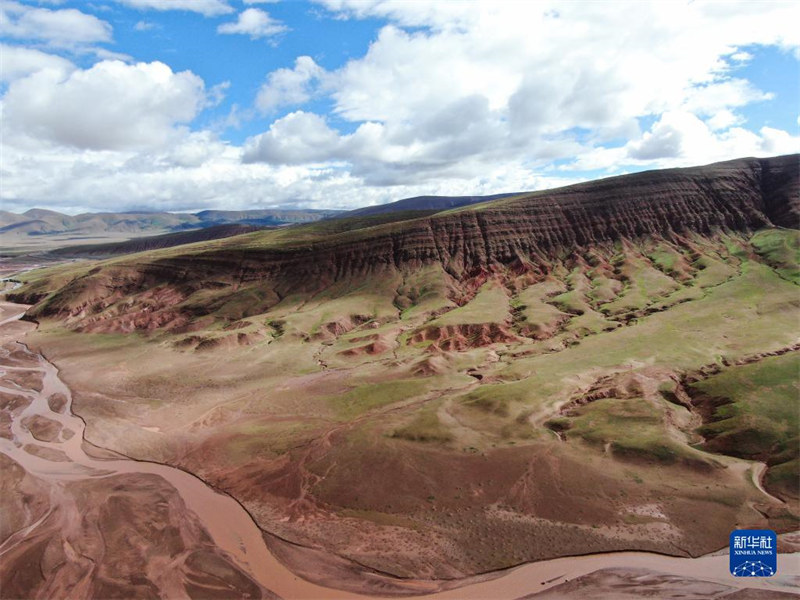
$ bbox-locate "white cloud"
[134,20,156,31]
[217,8,286,39]
[706,109,742,132]
[759,126,800,156]
[628,111,706,160]
[207,80,230,108]
[568,111,799,172]
[0,1,112,46]
[255,56,324,112]
[682,79,772,118]
[0,129,566,214]
[0,43,74,82]
[243,111,343,164]
[3,60,207,150]
[116,0,233,16]
[241,0,798,184]
[92,47,133,62]
[2,0,799,214]
[729,50,753,63]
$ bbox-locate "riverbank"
[1,300,798,599]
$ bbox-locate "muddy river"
[0,301,797,599]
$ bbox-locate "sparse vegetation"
[4,155,798,589]
[690,352,800,497]
[391,405,453,443]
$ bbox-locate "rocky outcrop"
[13,155,799,327]
[410,323,519,352]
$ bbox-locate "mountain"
[49,224,268,258]
[15,155,796,317]
[1,194,530,240]
[338,192,522,218]
[6,154,799,590]
[0,208,342,238]
[193,209,340,226]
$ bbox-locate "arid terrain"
[2,155,799,598]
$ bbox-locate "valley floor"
[1,299,798,598]
[2,228,800,598]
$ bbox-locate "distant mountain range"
[47,224,267,258]
[1,193,521,238]
[1,194,523,255]
[0,208,341,237]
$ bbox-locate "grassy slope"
[13,228,800,577]
[691,353,799,499]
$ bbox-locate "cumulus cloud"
[2,0,799,214]
[569,111,800,172]
[217,8,286,39]
[0,43,74,82]
[758,127,800,156]
[116,0,233,16]
[0,1,112,46]
[682,79,773,118]
[3,60,206,150]
[1,127,572,214]
[628,112,702,160]
[238,0,798,184]
[255,56,325,112]
[243,111,343,164]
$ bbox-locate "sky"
[1,0,799,214]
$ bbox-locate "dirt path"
[751,461,786,505]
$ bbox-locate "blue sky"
[1,0,798,213]
[107,2,384,140]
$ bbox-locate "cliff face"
[141,155,798,287]
[15,154,799,325]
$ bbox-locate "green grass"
[489,254,800,415]
[751,228,800,285]
[765,459,800,498]
[397,265,456,321]
[429,282,510,326]
[648,248,679,274]
[691,352,799,462]
[518,300,568,336]
[461,390,511,417]
[331,379,430,419]
[201,285,281,320]
[564,396,712,466]
[542,268,619,336]
[549,267,591,313]
[600,254,679,315]
[261,280,401,341]
[564,310,619,336]
[550,289,586,314]
[587,274,621,304]
[391,404,453,443]
[222,420,317,461]
[691,254,737,288]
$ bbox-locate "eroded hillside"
[6,155,800,587]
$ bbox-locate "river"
[0,301,797,599]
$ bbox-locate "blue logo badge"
[730,529,776,577]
